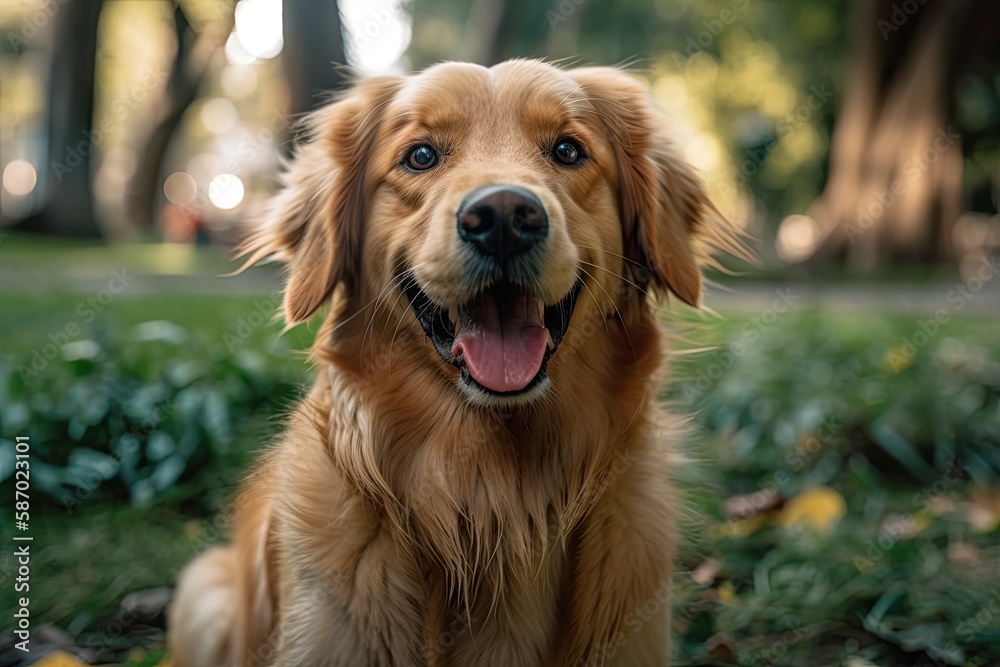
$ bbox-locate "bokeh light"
[2,160,37,196]
[341,0,411,74]
[234,0,283,60]
[163,172,198,206]
[220,65,259,99]
[775,214,821,263]
[208,173,245,210]
[224,31,258,65]
[199,98,239,135]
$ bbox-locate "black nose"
[457,185,548,262]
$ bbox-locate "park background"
[0,0,998,665]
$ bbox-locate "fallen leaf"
[880,511,930,540]
[724,488,782,520]
[691,557,722,585]
[884,346,913,373]
[967,487,1000,532]
[777,486,846,533]
[928,495,956,516]
[33,652,89,667]
[704,632,736,662]
[717,581,737,606]
[710,513,770,538]
[947,542,982,565]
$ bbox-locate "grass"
[1,270,998,666]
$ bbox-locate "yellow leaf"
[710,513,771,539]
[912,510,933,535]
[183,519,205,540]
[33,653,88,667]
[777,486,846,533]
[883,346,913,373]
[156,658,174,667]
[717,581,737,606]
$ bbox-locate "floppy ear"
[570,67,732,308]
[238,76,402,324]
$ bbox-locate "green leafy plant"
[0,320,304,509]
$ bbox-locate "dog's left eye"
[552,138,584,166]
[404,145,439,171]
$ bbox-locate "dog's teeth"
[449,306,458,325]
[546,330,555,351]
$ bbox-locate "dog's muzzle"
[405,185,581,397]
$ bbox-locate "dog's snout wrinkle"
[457,185,548,264]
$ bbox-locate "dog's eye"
[553,138,583,166]
[405,145,439,171]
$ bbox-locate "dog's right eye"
[404,145,439,171]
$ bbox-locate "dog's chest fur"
[269,351,667,665]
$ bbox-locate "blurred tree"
[408,0,849,241]
[125,0,347,230]
[410,0,556,67]
[282,0,349,124]
[807,0,1000,269]
[17,0,105,238]
[464,0,512,65]
[126,1,234,232]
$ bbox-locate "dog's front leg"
[268,525,430,667]
[561,443,677,667]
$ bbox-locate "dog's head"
[243,60,732,407]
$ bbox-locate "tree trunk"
[124,3,233,232]
[281,0,349,126]
[465,0,510,65]
[464,0,553,66]
[807,0,999,269]
[16,0,104,238]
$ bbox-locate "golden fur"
[168,59,737,666]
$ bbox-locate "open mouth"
[405,279,583,396]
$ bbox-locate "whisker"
[335,262,425,334]
[577,275,612,340]
[386,277,425,372]
[578,267,636,363]
[360,264,425,373]
[577,258,647,294]
[574,243,648,271]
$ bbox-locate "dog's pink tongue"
[451,292,548,393]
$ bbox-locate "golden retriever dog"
[169,59,736,666]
